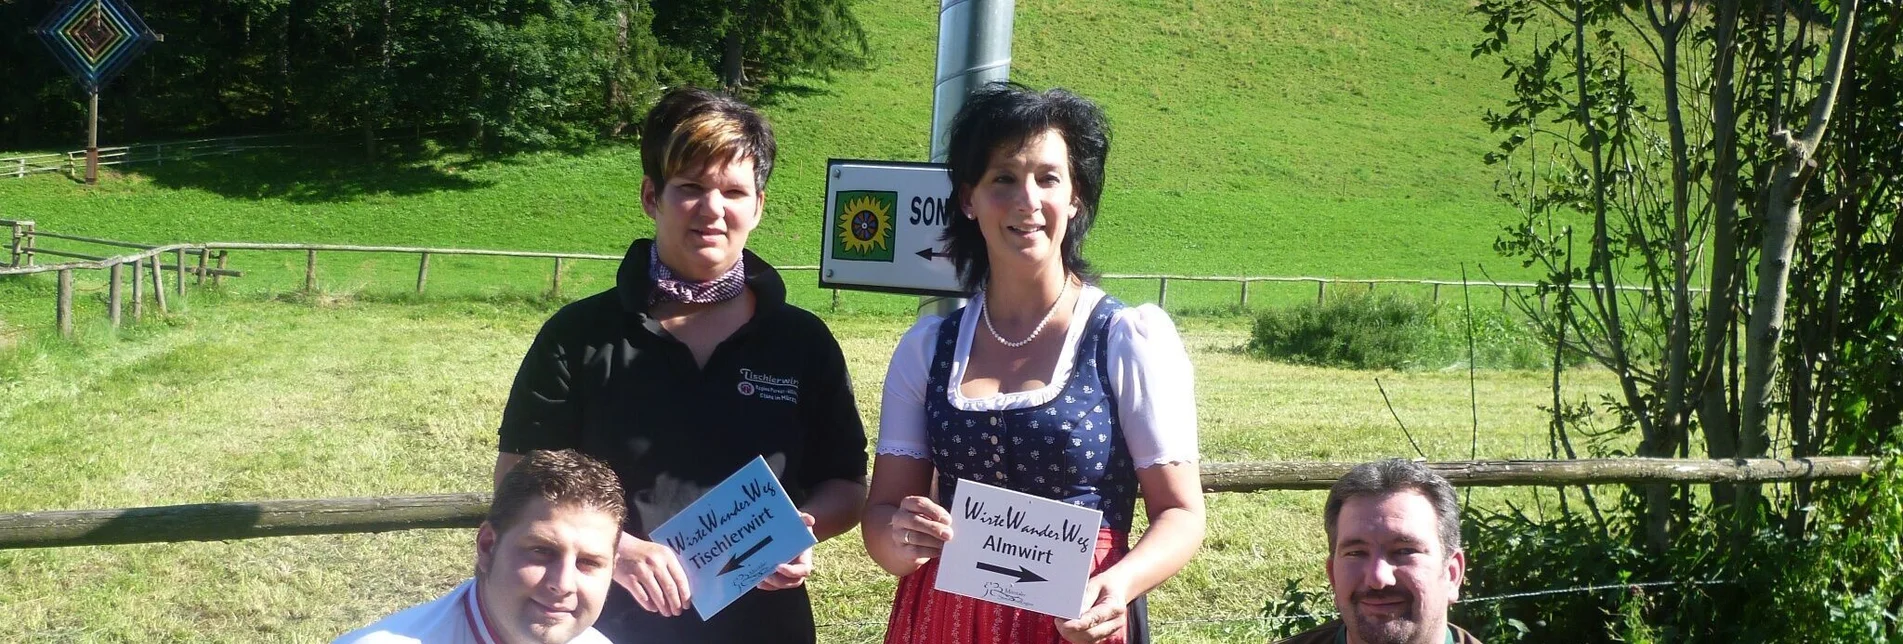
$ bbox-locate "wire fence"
[810,578,1741,635]
[4,225,1701,337]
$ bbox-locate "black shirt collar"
[615,238,787,314]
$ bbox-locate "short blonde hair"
[640,87,776,192]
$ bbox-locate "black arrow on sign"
[718,536,774,576]
[916,247,952,261]
[975,561,1047,583]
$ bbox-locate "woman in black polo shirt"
[494,87,869,643]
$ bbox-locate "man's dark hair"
[488,449,626,535]
[1323,459,1462,556]
[940,81,1111,293]
[639,86,777,193]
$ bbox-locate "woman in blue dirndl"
[862,82,1206,644]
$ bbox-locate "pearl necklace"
[981,278,1070,348]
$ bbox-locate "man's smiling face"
[1325,490,1465,644]
[476,497,620,644]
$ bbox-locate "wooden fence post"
[195,249,208,286]
[1433,283,1442,303]
[131,255,144,320]
[108,262,123,329]
[150,255,168,313]
[174,248,186,300]
[212,251,228,287]
[1238,279,1250,308]
[22,223,34,266]
[304,249,316,293]
[6,221,18,267]
[56,269,73,338]
[1317,280,1327,305]
[1157,277,1169,308]
[416,252,430,293]
[550,258,564,298]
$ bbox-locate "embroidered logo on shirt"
[736,368,799,403]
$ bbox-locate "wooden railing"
[3,227,1701,336]
[0,133,313,179]
[0,457,1875,550]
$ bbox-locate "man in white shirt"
[337,449,625,644]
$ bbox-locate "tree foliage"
[0,0,867,149]
[1469,0,1902,637]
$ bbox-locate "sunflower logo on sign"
[832,190,897,262]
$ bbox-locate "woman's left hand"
[757,513,817,591]
[1054,572,1131,643]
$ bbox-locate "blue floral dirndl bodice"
[924,295,1139,532]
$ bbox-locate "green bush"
[1247,292,1554,370]
[1452,459,1903,642]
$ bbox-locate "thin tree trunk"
[1575,1,1667,552]
[721,29,745,89]
[1698,0,1743,510]
[605,3,632,137]
[1652,2,1694,493]
[1742,0,1860,457]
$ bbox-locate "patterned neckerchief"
[648,244,746,306]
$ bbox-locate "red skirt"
[882,529,1145,644]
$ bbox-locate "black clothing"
[499,238,868,643]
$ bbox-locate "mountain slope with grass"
[2,0,1520,304]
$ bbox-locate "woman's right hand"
[888,495,954,559]
[615,531,692,617]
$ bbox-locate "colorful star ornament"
[33,0,159,94]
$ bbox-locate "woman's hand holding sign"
[756,513,818,591]
[1055,571,1132,643]
[890,495,954,558]
[617,532,692,617]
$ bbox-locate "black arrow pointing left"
[975,561,1047,583]
[718,536,774,576]
[916,247,952,261]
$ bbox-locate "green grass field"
[1,0,1530,321]
[0,0,1628,641]
[0,294,1621,642]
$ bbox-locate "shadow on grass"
[753,80,835,107]
[125,144,494,204]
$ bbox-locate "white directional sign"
[818,159,968,297]
[934,478,1103,620]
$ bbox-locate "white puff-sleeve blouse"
[875,286,1199,469]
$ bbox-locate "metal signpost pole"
[920,0,1012,319]
[86,90,99,184]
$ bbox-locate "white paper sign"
[817,159,967,297]
[647,456,817,620]
[933,478,1103,619]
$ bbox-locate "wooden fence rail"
[3,231,1707,336]
[0,457,1876,550]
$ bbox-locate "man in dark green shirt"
[1275,459,1481,644]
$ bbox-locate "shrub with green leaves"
[1247,292,1553,370]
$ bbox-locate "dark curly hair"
[940,82,1111,293]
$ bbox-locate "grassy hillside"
[1,0,1524,320]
